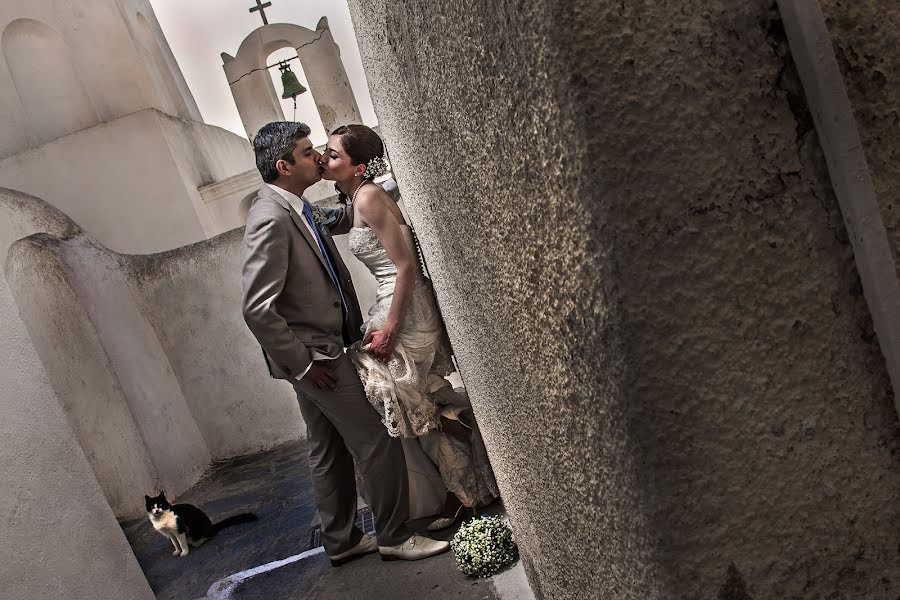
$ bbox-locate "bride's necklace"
[349,179,369,204]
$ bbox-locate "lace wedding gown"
[347,224,498,516]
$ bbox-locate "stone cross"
[248,0,272,25]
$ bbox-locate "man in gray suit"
[241,122,449,565]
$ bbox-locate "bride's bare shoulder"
[357,181,391,201]
[354,183,394,216]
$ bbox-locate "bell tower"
[222,16,362,140]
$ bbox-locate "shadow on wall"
[1,188,301,518]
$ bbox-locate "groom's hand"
[307,361,337,391]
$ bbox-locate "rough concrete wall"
[7,236,158,516]
[348,1,900,599]
[0,188,154,600]
[818,0,900,281]
[123,228,305,460]
[348,2,659,598]
[568,2,899,597]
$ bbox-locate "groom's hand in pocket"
[307,361,337,391]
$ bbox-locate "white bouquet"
[450,515,518,578]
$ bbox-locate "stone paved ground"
[121,443,318,600]
[120,441,527,600]
[230,547,497,600]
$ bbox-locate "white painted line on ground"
[205,546,326,600]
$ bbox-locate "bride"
[318,124,497,529]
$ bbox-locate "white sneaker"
[378,534,450,561]
[328,533,378,566]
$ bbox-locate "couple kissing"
[241,122,497,566]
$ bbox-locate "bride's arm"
[355,186,415,361]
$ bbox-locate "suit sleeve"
[241,215,312,378]
[323,204,354,235]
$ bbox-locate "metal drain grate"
[308,506,376,549]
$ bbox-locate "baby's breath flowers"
[450,516,518,578]
[363,155,389,180]
[311,205,336,229]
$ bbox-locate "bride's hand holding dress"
[353,185,412,362]
[365,326,398,362]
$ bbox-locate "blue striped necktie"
[301,202,347,318]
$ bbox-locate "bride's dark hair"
[331,124,385,204]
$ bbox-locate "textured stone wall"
[819,0,900,280]
[348,1,900,598]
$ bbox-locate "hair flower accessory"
[363,155,389,180]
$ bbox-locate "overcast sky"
[149,0,377,144]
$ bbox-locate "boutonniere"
[311,206,337,230]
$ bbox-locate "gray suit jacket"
[241,185,364,380]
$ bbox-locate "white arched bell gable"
[2,18,99,147]
[222,17,361,140]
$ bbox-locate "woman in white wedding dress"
[318,124,497,529]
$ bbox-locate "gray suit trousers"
[291,353,412,554]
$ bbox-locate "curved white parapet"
[1,184,307,509]
[0,187,155,599]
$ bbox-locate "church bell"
[279,63,307,99]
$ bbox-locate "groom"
[241,121,449,565]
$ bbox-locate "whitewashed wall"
[0,188,154,600]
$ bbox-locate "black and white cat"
[145,491,257,557]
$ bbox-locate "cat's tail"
[213,512,257,532]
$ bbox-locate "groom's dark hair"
[253,121,312,183]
